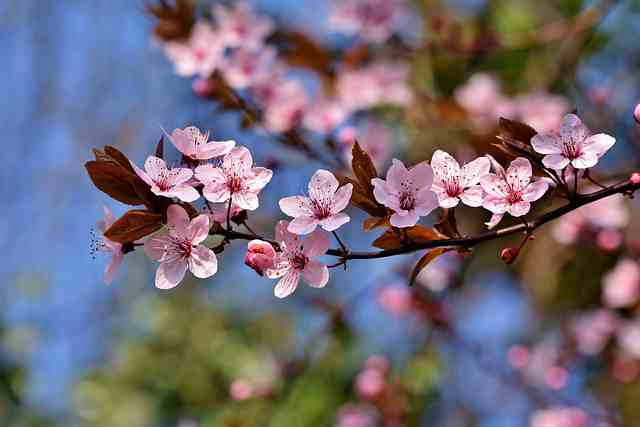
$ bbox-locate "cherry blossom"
[279,169,353,235]
[378,285,412,316]
[195,146,273,211]
[531,114,616,170]
[430,150,490,208]
[337,62,412,111]
[515,91,569,134]
[163,22,223,78]
[168,126,235,161]
[132,156,200,202]
[618,320,640,359]
[454,73,515,131]
[416,252,463,292]
[254,78,309,133]
[144,205,217,289]
[221,46,278,90]
[372,159,439,228]
[207,202,244,225]
[336,404,379,427]
[94,206,124,284]
[571,309,619,356]
[339,121,392,169]
[329,0,410,43]
[244,240,277,276]
[212,1,273,50]
[480,156,549,229]
[302,98,351,134]
[529,406,587,427]
[265,221,330,298]
[602,258,640,308]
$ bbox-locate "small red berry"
[500,247,520,265]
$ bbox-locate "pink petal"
[102,206,116,228]
[483,195,508,214]
[437,194,460,208]
[131,161,154,187]
[234,191,259,211]
[571,153,598,169]
[485,213,504,229]
[372,178,392,206]
[386,159,408,190]
[431,150,461,182]
[170,184,200,203]
[169,128,196,156]
[480,174,509,198]
[274,271,300,298]
[279,196,313,217]
[196,140,236,160]
[560,114,588,142]
[531,134,562,155]
[308,169,340,200]
[485,154,505,176]
[408,162,434,189]
[223,146,253,172]
[522,180,549,202]
[188,245,218,278]
[331,184,353,213]
[144,156,168,180]
[144,231,170,261]
[287,216,319,235]
[508,201,531,217]
[104,251,123,285]
[275,220,300,250]
[203,183,231,203]
[195,164,226,185]
[320,212,350,231]
[505,158,532,190]
[187,215,210,245]
[155,259,188,289]
[246,167,273,191]
[460,185,484,207]
[542,154,570,170]
[303,228,330,257]
[302,260,329,288]
[390,211,419,228]
[581,133,615,157]
[167,168,194,186]
[414,189,439,216]
[167,205,190,234]
[461,156,491,187]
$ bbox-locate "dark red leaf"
[104,210,163,243]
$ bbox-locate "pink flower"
[279,170,353,235]
[163,22,223,78]
[132,156,200,202]
[329,0,410,43]
[531,114,615,170]
[94,206,124,284]
[195,146,273,211]
[618,320,640,359]
[207,202,244,225]
[377,285,412,315]
[340,121,393,170]
[337,62,412,111]
[229,379,254,401]
[355,368,385,400]
[265,221,330,298]
[221,46,278,90]
[603,258,640,308]
[430,150,490,208]
[530,407,587,427]
[372,159,439,228]
[515,91,569,134]
[571,309,619,355]
[454,73,516,131]
[144,205,217,289]
[302,98,351,134]
[212,1,273,49]
[480,156,549,229]
[254,78,309,133]
[336,404,379,427]
[169,126,235,161]
[245,240,277,276]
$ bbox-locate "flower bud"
[500,247,519,264]
[634,103,640,125]
[244,240,277,276]
[630,172,640,185]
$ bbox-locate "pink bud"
[355,368,385,400]
[507,345,530,369]
[630,172,640,185]
[244,240,277,276]
[500,247,519,264]
[364,355,389,374]
[596,229,623,252]
[634,103,640,125]
[192,78,217,98]
[229,379,253,401]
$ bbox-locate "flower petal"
[167,204,190,234]
[461,156,491,187]
[303,228,330,257]
[414,189,439,216]
[195,164,226,185]
[234,191,260,211]
[279,196,313,217]
[505,158,532,190]
[223,146,253,172]
[485,213,504,229]
[320,213,350,231]
[144,156,168,181]
[275,220,300,250]
[571,153,598,169]
[287,216,319,235]
[144,231,170,261]
[131,161,154,187]
[390,211,419,228]
[247,167,273,191]
[302,260,329,288]
[560,114,588,142]
[386,159,408,191]
[522,180,549,202]
[155,259,188,289]
[104,251,123,285]
[274,271,300,298]
[188,245,218,278]
[581,133,615,157]
[483,195,508,214]
[196,140,236,160]
[480,174,509,198]
[531,134,562,155]
[542,154,570,170]
[167,168,194,186]
[308,169,339,200]
[331,184,353,213]
[431,150,460,182]
[460,185,484,207]
[170,184,200,202]
[408,162,434,189]
[437,194,460,208]
[187,215,210,245]
[508,201,531,217]
[203,183,231,203]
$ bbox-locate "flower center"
[506,190,523,205]
[289,252,308,271]
[155,169,174,192]
[445,178,462,197]
[399,192,415,210]
[194,48,207,62]
[311,196,333,220]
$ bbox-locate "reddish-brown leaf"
[85,161,143,205]
[362,216,390,232]
[155,135,165,159]
[351,141,378,194]
[409,248,453,286]
[104,210,163,244]
[146,0,195,41]
[104,146,136,174]
[271,31,334,79]
[372,225,445,250]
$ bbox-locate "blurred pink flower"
[279,169,353,235]
[454,73,516,131]
[365,355,390,373]
[132,156,200,202]
[221,46,278,90]
[213,1,273,49]
[480,156,549,229]
[229,379,254,401]
[144,205,217,289]
[377,285,413,315]
[336,404,379,427]
[355,368,385,400]
[515,91,570,134]
[571,309,619,355]
[169,126,235,161]
[415,251,463,292]
[507,345,530,369]
[164,22,223,78]
[618,320,640,359]
[372,159,439,228]
[340,121,393,170]
[530,407,587,427]
[303,98,351,134]
[245,240,277,276]
[596,229,623,251]
[431,150,490,208]
[329,0,409,43]
[265,221,330,298]
[255,78,309,132]
[195,146,273,211]
[602,258,640,308]
[337,62,412,111]
[531,114,616,170]
[94,206,124,285]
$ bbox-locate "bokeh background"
[3,0,640,426]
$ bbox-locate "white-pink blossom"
[244,240,277,276]
[339,121,393,170]
[132,156,200,202]
[515,91,570,134]
[302,98,351,134]
[144,205,217,289]
[603,258,640,308]
[529,407,587,427]
[168,126,235,161]
[329,0,410,43]
[430,150,490,208]
[336,404,379,427]
[571,309,619,355]
[372,159,439,228]
[531,114,615,170]
[94,206,124,285]
[212,1,273,49]
[279,169,353,235]
[454,73,516,131]
[265,221,330,298]
[163,22,223,78]
[618,320,640,359]
[254,78,309,133]
[221,46,278,90]
[337,62,412,111]
[195,146,273,211]
[480,156,549,229]
[207,202,244,225]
